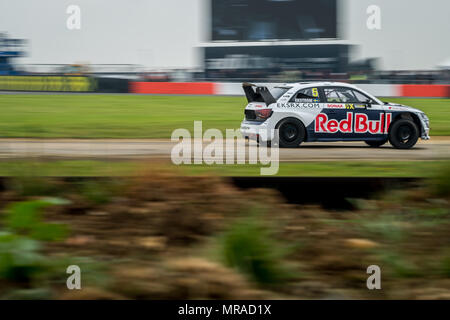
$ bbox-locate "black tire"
[388,119,419,149]
[275,118,306,148]
[365,139,388,147]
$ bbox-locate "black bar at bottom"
[0,300,446,319]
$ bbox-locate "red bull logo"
[315,112,392,134]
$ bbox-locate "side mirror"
[364,99,372,108]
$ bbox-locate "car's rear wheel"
[388,119,419,149]
[365,139,388,147]
[276,118,306,148]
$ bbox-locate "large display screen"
[203,44,350,79]
[211,0,337,41]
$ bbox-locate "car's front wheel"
[365,139,388,147]
[276,118,306,148]
[388,119,419,149]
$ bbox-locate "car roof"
[280,81,383,105]
[290,82,358,89]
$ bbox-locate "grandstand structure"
[202,0,352,81]
[0,33,26,75]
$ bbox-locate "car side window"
[324,88,343,102]
[352,90,373,103]
[324,87,370,103]
[337,88,357,103]
[291,87,321,103]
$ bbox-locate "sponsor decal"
[388,106,407,111]
[345,104,355,110]
[277,102,320,109]
[315,112,392,134]
[294,98,319,103]
[279,93,293,102]
[315,112,353,133]
[0,76,97,92]
[327,104,345,109]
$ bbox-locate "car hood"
[385,102,423,114]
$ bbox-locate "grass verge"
[0,94,448,138]
[0,159,445,177]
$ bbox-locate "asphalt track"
[0,138,449,161]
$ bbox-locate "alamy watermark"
[170,121,279,175]
[366,265,381,290]
[66,265,81,290]
[366,5,381,30]
[66,5,81,30]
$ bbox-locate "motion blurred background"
[1,0,450,83]
[0,0,449,300]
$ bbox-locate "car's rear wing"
[243,82,292,105]
[242,82,277,105]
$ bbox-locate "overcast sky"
[0,0,449,70]
[0,0,205,69]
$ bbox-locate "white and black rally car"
[240,82,430,149]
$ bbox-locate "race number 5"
[312,88,319,97]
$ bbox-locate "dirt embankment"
[0,168,449,299]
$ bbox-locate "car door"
[313,86,353,140]
[314,86,386,141]
[343,88,388,140]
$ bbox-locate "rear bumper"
[240,120,273,142]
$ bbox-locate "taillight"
[254,109,272,120]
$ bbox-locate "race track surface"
[0,138,448,161]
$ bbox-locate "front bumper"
[419,116,430,140]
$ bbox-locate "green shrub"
[0,199,68,283]
[4,198,69,241]
[5,160,65,196]
[219,212,293,286]
[380,252,424,278]
[77,179,122,205]
[0,232,46,282]
[8,176,62,197]
[0,198,108,298]
[357,214,406,242]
